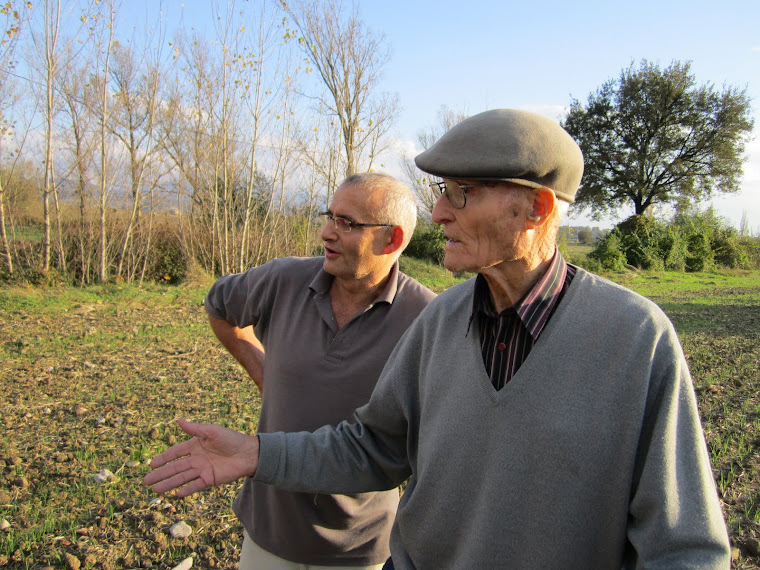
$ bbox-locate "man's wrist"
[244,434,260,478]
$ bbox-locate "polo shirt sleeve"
[203,261,282,328]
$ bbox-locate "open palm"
[144,418,259,498]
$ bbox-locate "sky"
[125,0,760,230]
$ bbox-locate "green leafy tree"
[563,60,754,219]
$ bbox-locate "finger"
[146,466,200,494]
[144,455,194,486]
[175,477,211,498]
[149,438,198,469]
[177,417,210,438]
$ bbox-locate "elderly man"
[200,172,435,569]
[146,110,730,568]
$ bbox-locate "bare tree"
[400,105,467,215]
[0,1,32,276]
[281,0,399,178]
[59,56,98,284]
[236,0,291,271]
[92,0,117,282]
[108,40,166,280]
[28,0,92,273]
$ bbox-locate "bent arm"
[208,314,265,392]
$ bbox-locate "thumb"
[177,417,209,438]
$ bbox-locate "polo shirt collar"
[309,258,400,306]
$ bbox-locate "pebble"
[169,521,192,538]
[171,557,193,570]
[64,552,81,569]
[149,498,162,506]
[13,476,29,489]
[746,538,760,557]
[0,519,10,531]
[126,460,141,468]
[93,469,115,484]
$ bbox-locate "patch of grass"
[399,255,468,292]
[0,284,254,568]
[620,270,760,565]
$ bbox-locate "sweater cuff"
[253,432,285,484]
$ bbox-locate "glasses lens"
[334,216,352,232]
[443,180,466,208]
[429,180,466,208]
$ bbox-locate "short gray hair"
[340,173,418,253]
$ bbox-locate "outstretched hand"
[143,418,259,498]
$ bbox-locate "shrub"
[711,227,750,269]
[406,220,446,265]
[146,225,188,284]
[740,237,760,269]
[685,233,714,272]
[589,231,627,272]
[659,228,688,272]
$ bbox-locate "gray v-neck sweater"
[256,269,729,568]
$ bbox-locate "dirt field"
[1,271,759,568]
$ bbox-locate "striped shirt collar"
[470,248,569,340]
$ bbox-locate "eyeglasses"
[429,180,487,209]
[320,211,394,233]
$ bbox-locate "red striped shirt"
[469,250,576,390]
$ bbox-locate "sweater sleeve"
[253,320,423,494]
[625,320,730,568]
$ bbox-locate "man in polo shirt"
[201,172,435,569]
[146,110,730,568]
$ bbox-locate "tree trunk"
[0,179,13,276]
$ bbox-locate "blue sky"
[128,0,759,229]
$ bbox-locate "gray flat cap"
[414,109,584,203]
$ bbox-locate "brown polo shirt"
[204,256,435,565]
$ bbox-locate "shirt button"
[497,342,507,351]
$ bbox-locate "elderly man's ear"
[526,188,557,229]
[382,226,405,255]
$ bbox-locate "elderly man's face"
[431,181,534,273]
[320,183,392,283]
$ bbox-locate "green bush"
[659,228,688,272]
[740,237,760,269]
[685,233,714,272]
[590,212,757,273]
[406,220,446,265]
[589,230,627,272]
[711,227,750,269]
[146,225,188,284]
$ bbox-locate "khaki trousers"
[239,530,386,570]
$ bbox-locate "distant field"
[562,241,595,261]
[1,265,759,568]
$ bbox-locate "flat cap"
[414,108,584,203]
